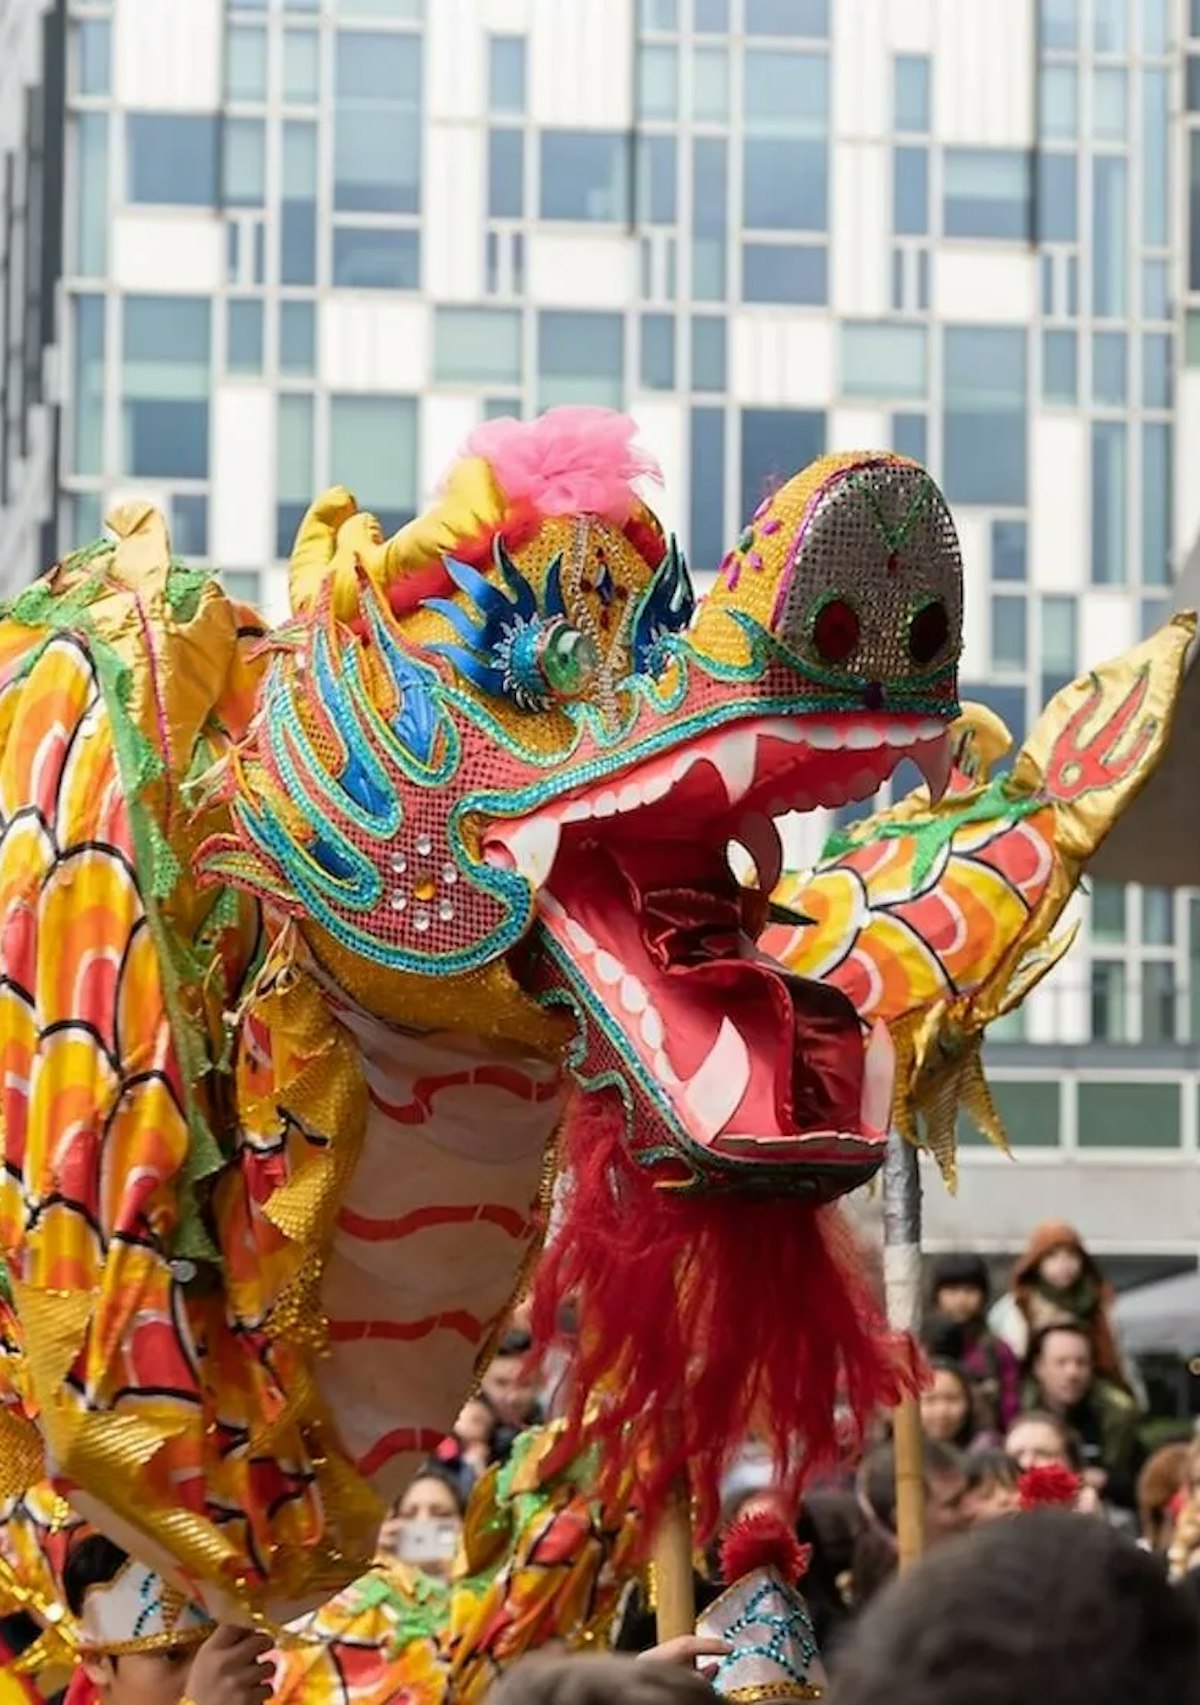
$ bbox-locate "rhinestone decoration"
[415,832,433,856]
[413,909,431,933]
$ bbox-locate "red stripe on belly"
[367,1064,561,1127]
[357,1427,445,1479]
[337,1200,533,1242]
[327,1311,484,1345]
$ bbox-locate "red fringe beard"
[532,1095,918,1543]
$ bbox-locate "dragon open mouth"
[483,713,949,1183]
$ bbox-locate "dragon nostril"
[863,681,884,711]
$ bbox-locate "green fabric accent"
[0,1256,10,1305]
[847,468,934,552]
[165,564,211,625]
[821,772,1042,888]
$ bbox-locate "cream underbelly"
[313,1006,566,1507]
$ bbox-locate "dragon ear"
[288,487,360,616]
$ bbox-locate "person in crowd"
[919,1358,985,1451]
[377,1464,466,1580]
[1165,1437,1200,1578]
[481,1328,543,1460]
[831,1508,1200,1705]
[1022,1322,1143,1511]
[991,1221,1134,1394]
[64,1535,273,1705]
[849,1439,966,1607]
[927,1252,1021,1433]
[1136,1439,1191,1552]
[1004,1409,1103,1516]
[961,1450,1021,1524]
[488,1651,720,1704]
[452,1395,497,1475]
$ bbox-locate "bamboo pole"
[881,1128,925,1573]
[651,1485,697,1642]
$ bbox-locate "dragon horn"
[288,487,359,615]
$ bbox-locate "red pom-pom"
[719,1510,811,1588]
[1018,1463,1082,1511]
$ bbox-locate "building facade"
[1,0,1198,1261]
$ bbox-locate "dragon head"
[206,411,962,1201]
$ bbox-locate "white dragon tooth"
[538,890,565,921]
[640,771,672,804]
[804,724,840,750]
[845,724,883,750]
[506,816,561,887]
[593,791,619,817]
[617,784,643,813]
[654,1048,681,1088]
[860,1019,895,1134]
[594,948,624,986]
[683,1016,751,1141]
[914,731,952,804]
[640,1005,665,1049]
[560,798,593,823]
[565,918,596,955]
[620,975,649,1014]
[709,726,759,806]
[884,722,914,746]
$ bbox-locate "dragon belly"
[314,1001,565,1505]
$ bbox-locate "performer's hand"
[638,1635,732,1679]
[186,1624,275,1705]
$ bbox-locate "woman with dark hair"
[849,1439,967,1608]
[920,1359,984,1451]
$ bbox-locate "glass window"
[1193,0,1200,34]
[943,328,1027,506]
[333,0,421,14]
[1143,71,1168,247]
[334,32,421,213]
[893,55,930,132]
[1091,420,1126,585]
[1042,329,1078,403]
[1092,331,1126,405]
[742,52,828,232]
[1188,311,1200,366]
[65,493,104,549]
[77,18,110,95]
[280,301,315,374]
[538,312,624,410]
[332,227,420,288]
[693,46,729,121]
[1041,595,1076,677]
[1143,0,1169,52]
[691,317,726,390]
[1091,0,1125,53]
[695,0,728,27]
[1039,65,1077,138]
[489,35,526,112]
[76,112,109,276]
[741,408,824,521]
[488,129,524,218]
[1037,152,1076,241]
[992,519,1027,583]
[227,298,263,374]
[330,395,418,534]
[891,412,926,462]
[840,322,927,399]
[893,146,928,235]
[276,393,313,557]
[1142,332,1171,408]
[222,571,263,608]
[1143,887,1175,946]
[639,0,677,23]
[1093,882,1127,940]
[991,595,1026,669]
[1142,422,1171,587]
[281,120,317,285]
[638,44,678,118]
[640,314,675,389]
[72,295,105,476]
[1089,963,1127,1041]
[172,495,208,559]
[223,117,265,206]
[1141,596,1169,638]
[746,0,827,33]
[961,1080,1059,1148]
[1142,258,1169,321]
[1092,156,1127,315]
[226,24,267,101]
[1078,1082,1179,1148]
[960,682,1026,748]
[688,139,726,303]
[636,135,677,224]
[283,30,320,102]
[1190,55,1200,109]
[944,149,1030,239]
[127,114,218,206]
[1191,136,1200,292]
[539,132,630,221]
[122,295,210,480]
[434,306,522,384]
[690,407,725,573]
[1093,67,1126,139]
[1040,0,1078,48]
[742,242,826,305]
[1142,963,1178,1044]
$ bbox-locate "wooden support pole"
[882,1128,925,1574]
[652,1481,696,1642]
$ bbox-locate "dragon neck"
[310,980,567,1506]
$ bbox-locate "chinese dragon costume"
[0,412,960,1627]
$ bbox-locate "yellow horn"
[288,487,359,615]
[381,456,506,579]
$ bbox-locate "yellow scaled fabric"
[768,615,1195,1185]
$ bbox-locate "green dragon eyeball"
[540,623,598,699]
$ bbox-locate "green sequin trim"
[820,771,1041,889]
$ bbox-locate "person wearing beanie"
[927,1252,1021,1434]
[989,1223,1137,1397]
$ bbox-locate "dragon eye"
[539,621,598,700]
[909,599,950,666]
[812,598,860,665]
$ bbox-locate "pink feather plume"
[462,407,662,525]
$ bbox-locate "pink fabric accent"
[462,407,662,523]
